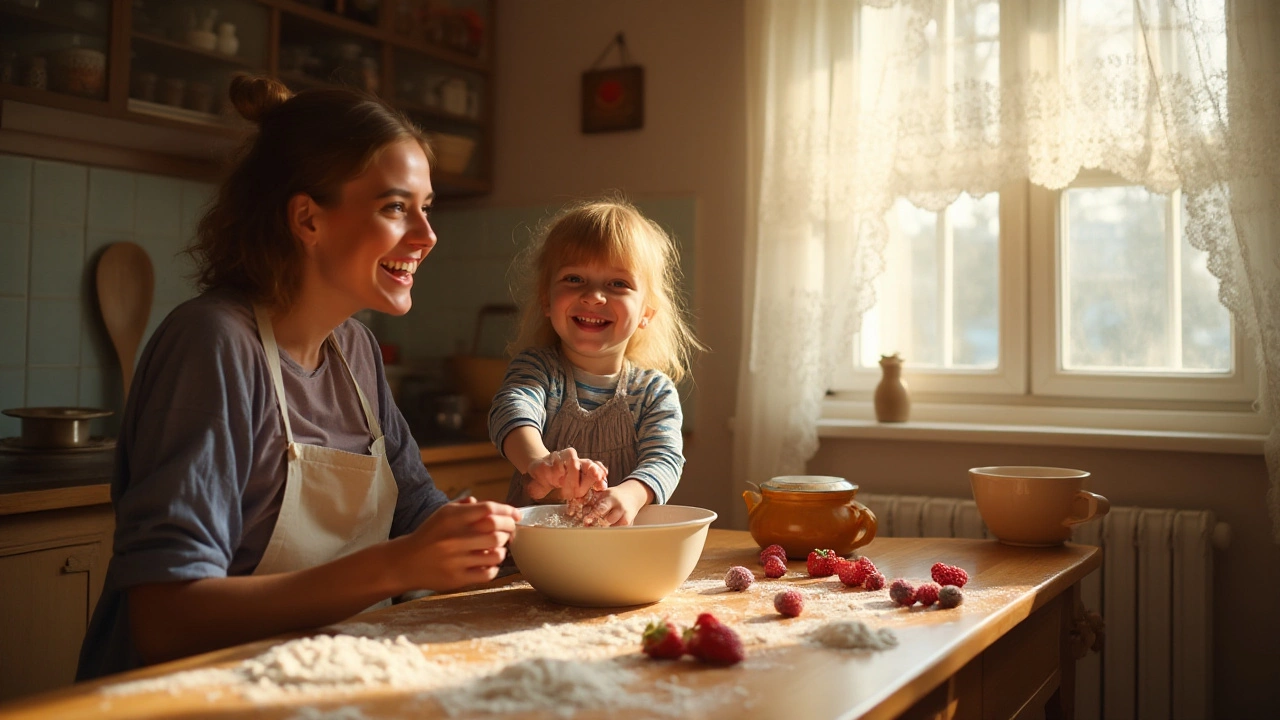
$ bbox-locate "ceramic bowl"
[509,504,717,607]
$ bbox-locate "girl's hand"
[579,480,653,527]
[526,447,607,500]
[395,497,520,592]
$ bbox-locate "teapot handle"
[846,499,878,548]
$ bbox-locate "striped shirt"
[487,346,685,504]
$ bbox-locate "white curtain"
[736,0,1280,537]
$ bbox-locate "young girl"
[488,198,702,527]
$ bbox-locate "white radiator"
[859,493,1230,720]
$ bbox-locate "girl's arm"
[502,426,606,500]
[623,372,686,504]
[128,497,518,665]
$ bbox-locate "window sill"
[819,401,1267,455]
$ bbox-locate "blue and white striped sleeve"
[488,349,555,457]
[625,371,685,505]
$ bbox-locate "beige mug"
[969,466,1110,547]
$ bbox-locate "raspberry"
[725,565,754,591]
[759,544,787,564]
[774,589,804,617]
[914,582,941,607]
[938,585,964,609]
[889,579,917,606]
[806,549,839,577]
[931,562,970,588]
[836,556,877,587]
[863,572,886,591]
[763,555,787,578]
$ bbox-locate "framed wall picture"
[581,65,644,134]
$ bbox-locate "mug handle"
[1064,491,1111,526]
[846,500,878,547]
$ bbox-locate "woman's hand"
[525,447,608,501]
[393,497,520,592]
[577,479,654,527]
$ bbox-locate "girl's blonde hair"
[508,197,703,382]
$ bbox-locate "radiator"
[859,493,1230,720]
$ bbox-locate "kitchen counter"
[0,533,1102,719]
[0,450,114,514]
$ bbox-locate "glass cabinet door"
[0,0,113,102]
[127,0,269,124]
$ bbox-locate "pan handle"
[470,304,518,355]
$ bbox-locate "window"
[830,0,1257,428]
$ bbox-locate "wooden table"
[0,532,1100,720]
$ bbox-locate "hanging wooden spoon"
[96,242,154,402]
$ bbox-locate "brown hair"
[188,74,432,308]
[508,196,704,382]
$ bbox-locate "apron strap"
[254,304,296,444]
[254,305,385,446]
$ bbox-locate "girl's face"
[546,260,654,375]
[306,139,435,317]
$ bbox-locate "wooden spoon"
[96,242,154,402]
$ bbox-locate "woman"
[77,75,519,680]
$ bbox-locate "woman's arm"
[129,497,518,665]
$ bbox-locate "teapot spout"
[742,490,762,515]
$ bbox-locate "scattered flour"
[288,706,372,720]
[808,621,899,650]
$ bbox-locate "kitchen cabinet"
[420,441,509,504]
[0,0,494,195]
[0,502,113,703]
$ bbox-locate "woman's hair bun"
[228,74,292,124]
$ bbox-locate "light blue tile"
[0,155,32,225]
[32,160,87,226]
[26,366,79,408]
[180,180,215,241]
[87,168,136,232]
[79,366,122,435]
[134,174,182,236]
[30,223,85,297]
[0,367,24,435]
[141,233,197,306]
[28,298,81,365]
[86,229,134,260]
[0,223,29,295]
[0,297,26,366]
[80,305,116,368]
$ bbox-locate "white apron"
[251,306,399,598]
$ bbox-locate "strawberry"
[889,578,917,606]
[725,565,755,591]
[641,618,685,659]
[759,544,787,565]
[806,549,839,577]
[836,556,877,587]
[763,555,787,578]
[915,581,941,607]
[683,612,745,665]
[863,571,886,591]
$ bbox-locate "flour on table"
[809,621,899,650]
[288,706,372,720]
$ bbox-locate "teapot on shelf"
[742,475,878,559]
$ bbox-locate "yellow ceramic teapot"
[742,476,878,559]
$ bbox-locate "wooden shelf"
[0,3,108,36]
[266,0,489,73]
[131,32,262,70]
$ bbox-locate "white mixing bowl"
[509,504,717,607]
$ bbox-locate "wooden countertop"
[0,532,1100,719]
[418,440,499,464]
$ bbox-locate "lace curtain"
[736,0,1280,537]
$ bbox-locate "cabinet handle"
[62,555,90,574]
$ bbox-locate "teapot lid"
[760,475,856,493]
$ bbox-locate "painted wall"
[0,154,209,437]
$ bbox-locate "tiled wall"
[0,154,212,437]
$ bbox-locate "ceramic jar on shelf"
[874,353,910,423]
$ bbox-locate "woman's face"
[307,138,435,317]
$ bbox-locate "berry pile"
[641,613,745,665]
[883,562,969,608]
[835,556,878,588]
[759,544,786,565]
[763,555,787,578]
[807,549,839,577]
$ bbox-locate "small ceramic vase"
[216,23,239,56]
[874,353,910,423]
